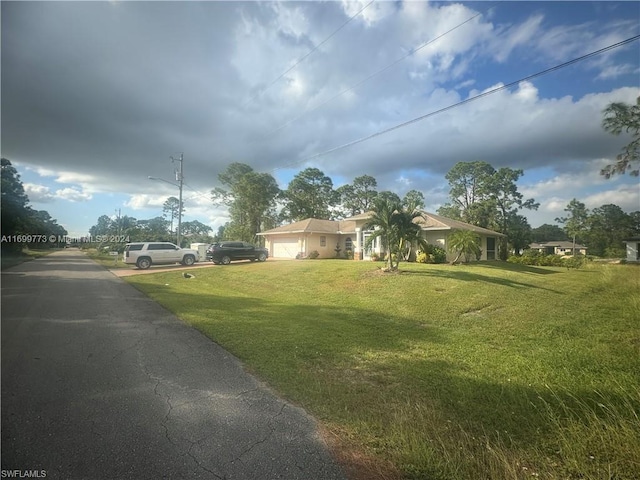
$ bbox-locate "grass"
[1,247,58,269]
[83,247,128,268]
[125,260,640,480]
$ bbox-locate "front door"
[362,232,378,260]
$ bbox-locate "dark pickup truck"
[206,241,269,265]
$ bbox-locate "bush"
[416,252,430,264]
[308,250,320,259]
[562,256,586,269]
[422,245,447,264]
[370,252,381,262]
[508,251,589,268]
[344,249,353,260]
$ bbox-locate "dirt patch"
[319,425,402,480]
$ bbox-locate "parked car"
[123,242,199,269]
[206,241,268,265]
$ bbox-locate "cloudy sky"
[2,1,639,238]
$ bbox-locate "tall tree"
[212,163,280,243]
[531,224,568,243]
[601,96,640,178]
[441,162,538,258]
[1,158,31,239]
[89,215,114,237]
[162,197,183,234]
[181,220,212,237]
[336,174,378,217]
[402,189,425,211]
[586,204,634,257]
[555,199,590,253]
[137,217,170,241]
[486,167,539,259]
[444,161,495,226]
[280,168,338,222]
[507,213,533,256]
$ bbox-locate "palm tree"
[364,196,400,271]
[447,229,481,264]
[392,208,429,267]
[365,197,428,271]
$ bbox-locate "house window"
[345,237,353,250]
[486,237,496,260]
[320,236,326,247]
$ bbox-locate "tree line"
[211,162,427,244]
[1,158,68,253]
[555,199,639,257]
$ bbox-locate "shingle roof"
[414,211,507,237]
[258,218,356,235]
[260,211,505,237]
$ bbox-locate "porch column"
[354,228,362,260]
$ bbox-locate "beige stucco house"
[258,211,505,262]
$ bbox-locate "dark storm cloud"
[1,1,638,200]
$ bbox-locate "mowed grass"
[126,260,640,480]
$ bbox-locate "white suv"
[123,242,199,269]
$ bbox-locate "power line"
[264,2,498,138]
[241,0,375,109]
[273,34,640,172]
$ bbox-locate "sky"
[2,0,639,239]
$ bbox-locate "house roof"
[257,218,357,235]
[260,211,505,237]
[529,241,588,249]
[413,211,506,237]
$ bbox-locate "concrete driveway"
[1,250,346,480]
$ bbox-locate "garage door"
[272,237,299,258]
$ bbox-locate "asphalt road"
[1,250,346,480]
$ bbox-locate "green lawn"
[1,247,58,269]
[126,260,640,480]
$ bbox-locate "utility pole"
[170,153,184,247]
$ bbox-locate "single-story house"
[258,211,505,262]
[528,241,588,256]
[623,236,640,262]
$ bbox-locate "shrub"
[422,245,447,264]
[370,252,380,262]
[344,249,353,260]
[308,250,320,259]
[416,251,430,264]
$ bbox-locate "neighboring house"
[528,241,588,256]
[258,211,505,262]
[623,236,640,262]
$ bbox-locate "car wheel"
[182,255,195,266]
[137,257,151,269]
[221,255,231,265]
[257,253,267,262]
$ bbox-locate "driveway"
[1,250,346,479]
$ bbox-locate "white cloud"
[55,187,92,202]
[124,194,168,210]
[24,183,55,203]
[492,13,544,63]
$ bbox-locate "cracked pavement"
[1,250,346,480]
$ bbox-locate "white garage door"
[272,237,299,258]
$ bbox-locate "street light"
[148,153,184,246]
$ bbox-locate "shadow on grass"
[468,261,562,275]
[399,268,563,293]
